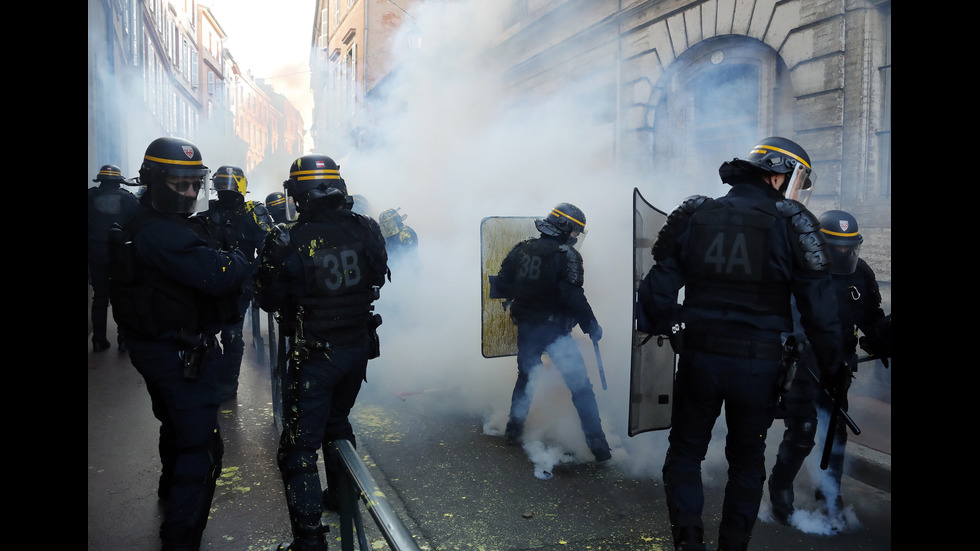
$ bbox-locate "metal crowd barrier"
[331,439,423,551]
[249,308,421,550]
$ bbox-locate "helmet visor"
[784,160,815,205]
[826,241,862,275]
[568,228,588,249]
[213,174,246,194]
[151,167,211,214]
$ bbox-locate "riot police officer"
[636,137,844,551]
[88,164,138,352]
[495,203,611,462]
[768,209,891,526]
[109,137,251,551]
[207,165,273,401]
[266,191,294,224]
[255,154,388,551]
[378,207,420,275]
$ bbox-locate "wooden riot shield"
[480,216,538,358]
[629,188,676,435]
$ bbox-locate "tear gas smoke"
[92,0,888,522]
[311,0,755,482]
[323,0,685,480]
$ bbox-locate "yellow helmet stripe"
[750,144,811,169]
[552,208,585,228]
[98,169,122,177]
[820,228,859,238]
[144,154,203,166]
[291,169,341,180]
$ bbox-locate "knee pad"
[278,444,320,479]
[781,418,817,451]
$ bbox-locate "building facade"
[310,0,423,152]
[88,0,305,188]
[308,0,890,295]
[490,0,891,289]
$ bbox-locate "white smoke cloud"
[92,0,887,505]
[319,0,676,480]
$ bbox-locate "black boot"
[585,433,612,462]
[815,487,845,514]
[93,338,111,352]
[674,526,711,551]
[504,420,523,446]
[271,522,328,551]
[768,476,794,525]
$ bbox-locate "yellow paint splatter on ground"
[352,405,404,443]
[215,465,251,493]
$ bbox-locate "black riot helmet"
[265,191,291,223]
[283,154,347,211]
[139,136,210,214]
[726,137,816,204]
[819,210,863,275]
[93,164,126,184]
[379,208,407,239]
[535,202,587,244]
[212,165,247,196]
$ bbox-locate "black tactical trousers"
[663,349,780,550]
[127,339,223,551]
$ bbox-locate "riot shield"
[269,311,284,433]
[629,188,676,435]
[251,298,265,363]
[480,216,538,358]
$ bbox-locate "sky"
[204,0,317,151]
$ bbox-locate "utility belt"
[289,306,382,363]
[683,331,783,361]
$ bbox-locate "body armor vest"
[289,213,382,336]
[682,200,791,319]
[109,209,240,339]
[505,238,568,323]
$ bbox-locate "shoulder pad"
[564,246,584,286]
[652,195,712,261]
[782,204,830,273]
[774,198,809,223]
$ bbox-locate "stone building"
[488,0,889,282]
[88,0,305,189]
[309,0,890,301]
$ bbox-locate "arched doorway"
[651,36,796,198]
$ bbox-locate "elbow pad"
[564,246,584,286]
[652,195,710,262]
[777,199,830,274]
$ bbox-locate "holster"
[176,329,208,381]
[368,313,382,359]
[777,335,804,395]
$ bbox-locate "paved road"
[88,312,891,551]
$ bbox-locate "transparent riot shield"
[479,216,538,358]
[629,188,676,435]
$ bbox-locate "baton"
[593,340,607,391]
[803,365,860,436]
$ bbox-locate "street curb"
[846,443,890,492]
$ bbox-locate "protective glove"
[821,360,853,397]
[587,320,603,342]
[859,335,889,368]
